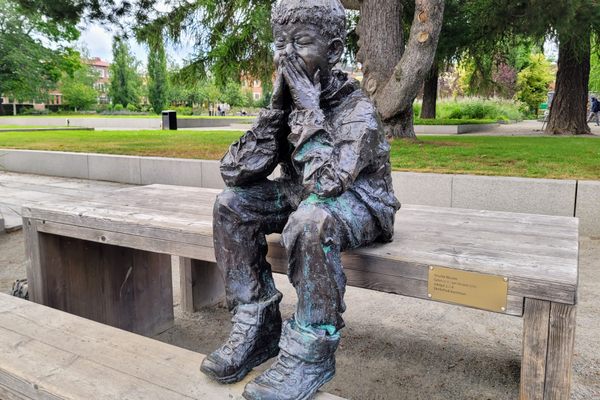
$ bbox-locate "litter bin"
[162,110,177,130]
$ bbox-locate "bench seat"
[0,293,343,400]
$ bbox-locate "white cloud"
[78,21,195,69]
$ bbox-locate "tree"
[0,0,79,114]
[147,39,168,114]
[546,32,591,135]
[109,37,140,107]
[516,53,553,114]
[222,82,245,108]
[61,62,99,111]
[589,49,600,93]
[18,0,446,137]
[343,0,445,137]
[460,0,600,135]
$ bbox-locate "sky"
[78,24,195,70]
[77,1,195,70]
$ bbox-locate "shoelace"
[223,322,249,352]
[266,353,296,382]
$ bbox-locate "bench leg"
[26,222,174,337]
[520,298,576,400]
[176,257,225,312]
[543,302,577,399]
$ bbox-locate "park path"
[0,171,129,232]
[454,120,600,136]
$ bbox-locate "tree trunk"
[12,102,16,116]
[355,0,445,139]
[545,34,591,135]
[384,106,416,138]
[421,64,439,119]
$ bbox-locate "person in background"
[588,96,600,126]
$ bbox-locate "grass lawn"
[0,129,598,179]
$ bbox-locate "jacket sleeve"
[288,103,380,198]
[220,109,287,187]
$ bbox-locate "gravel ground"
[1,231,598,399]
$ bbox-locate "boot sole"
[242,368,335,400]
[201,344,280,384]
[295,369,336,400]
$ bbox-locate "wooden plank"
[23,218,45,304]
[37,234,174,336]
[176,256,195,313]
[191,259,226,309]
[520,299,550,400]
[543,303,577,400]
[36,221,216,261]
[0,294,344,400]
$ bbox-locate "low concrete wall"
[0,149,596,235]
[414,124,498,135]
[178,118,254,129]
[0,149,89,179]
[392,172,452,207]
[452,175,576,217]
[0,117,161,129]
[576,181,600,237]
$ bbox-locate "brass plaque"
[428,266,508,313]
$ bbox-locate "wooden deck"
[0,293,343,400]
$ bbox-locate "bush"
[172,106,193,115]
[113,104,124,111]
[20,108,49,115]
[412,103,422,118]
[126,103,138,112]
[419,98,527,122]
[516,54,553,115]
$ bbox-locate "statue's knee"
[283,205,335,250]
[214,189,243,220]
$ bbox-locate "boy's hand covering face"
[273,23,335,111]
[281,55,321,110]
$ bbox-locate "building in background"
[242,77,264,101]
[87,57,110,104]
[1,56,111,114]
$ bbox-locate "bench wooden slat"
[0,294,343,400]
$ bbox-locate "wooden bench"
[0,293,343,400]
[21,184,579,400]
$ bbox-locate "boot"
[200,291,282,384]
[243,318,340,400]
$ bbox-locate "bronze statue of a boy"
[201,0,400,398]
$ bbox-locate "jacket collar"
[320,69,360,108]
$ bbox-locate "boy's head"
[271,0,346,79]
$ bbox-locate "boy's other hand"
[281,55,321,111]
[271,66,289,110]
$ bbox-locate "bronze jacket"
[220,70,401,242]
